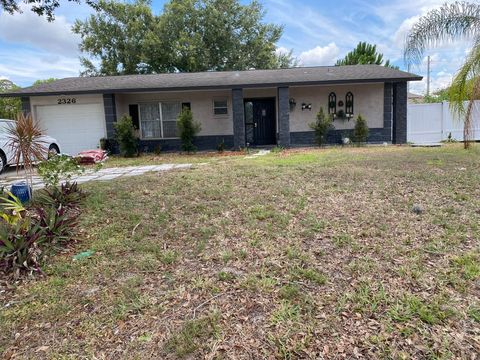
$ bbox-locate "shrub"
[33,181,85,210]
[114,115,138,157]
[217,139,225,153]
[309,107,334,146]
[177,108,201,152]
[0,192,26,225]
[34,205,79,244]
[0,219,45,276]
[6,113,48,195]
[99,137,112,151]
[37,154,84,188]
[353,114,369,145]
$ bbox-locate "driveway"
[0,164,194,190]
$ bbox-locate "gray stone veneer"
[137,135,234,152]
[290,128,391,145]
[103,94,117,139]
[383,82,393,141]
[277,87,290,147]
[232,88,245,149]
[393,82,407,144]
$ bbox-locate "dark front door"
[244,98,276,146]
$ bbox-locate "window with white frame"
[139,102,182,139]
[161,102,182,138]
[213,99,228,115]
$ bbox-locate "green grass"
[164,313,220,357]
[1,144,480,358]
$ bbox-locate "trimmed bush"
[114,115,138,157]
[353,114,369,145]
[309,107,334,146]
[177,107,201,152]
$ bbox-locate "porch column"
[232,88,246,149]
[383,83,393,142]
[103,94,117,139]
[277,86,290,147]
[392,82,407,144]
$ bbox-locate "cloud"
[275,46,291,56]
[409,70,453,94]
[393,15,421,48]
[298,43,340,66]
[0,49,81,86]
[0,4,80,57]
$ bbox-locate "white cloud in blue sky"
[0,0,470,94]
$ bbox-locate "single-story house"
[1,65,421,154]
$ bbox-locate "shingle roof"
[1,65,422,97]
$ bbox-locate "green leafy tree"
[309,107,334,147]
[404,1,480,149]
[336,42,398,69]
[0,80,21,119]
[114,115,138,157]
[73,0,157,76]
[0,0,98,21]
[155,0,294,72]
[353,115,369,145]
[73,0,296,75]
[177,107,201,152]
[423,79,480,103]
[32,78,58,86]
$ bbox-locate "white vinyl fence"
[407,101,480,144]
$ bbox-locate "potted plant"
[6,113,48,201]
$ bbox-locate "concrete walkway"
[244,149,270,159]
[0,164,194,189]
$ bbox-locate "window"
[213,99,228,115]
[139,102,182,139]
[328,92,336,115]
[161,102,181,138]
[139,103,161,139]
[345,92,354,115]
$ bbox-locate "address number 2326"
[57,98,76,104]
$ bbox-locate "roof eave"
[0,76,423,98]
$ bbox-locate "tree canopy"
[404,1,480,148]
[0,0,98,21]
[0,80,21,119]
[32,78,58,86]
[73,0,296,75]
[336,42,397,68]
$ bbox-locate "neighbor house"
[1,65,421,155]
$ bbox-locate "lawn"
[1,145,479,359]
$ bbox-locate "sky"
[0,0,472,94]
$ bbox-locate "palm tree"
[404,1,480,148]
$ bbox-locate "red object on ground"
[76,150,108,164]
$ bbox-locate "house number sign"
[57,98,77,104]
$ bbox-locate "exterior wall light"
[301,103,312,111]
[289,98,297,111]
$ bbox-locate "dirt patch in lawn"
[1,144,479,359]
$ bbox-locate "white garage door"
[36,103,106,155]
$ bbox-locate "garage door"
[35,103,106,155]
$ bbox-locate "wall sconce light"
[289,98,296,110]
[301,103,312,111]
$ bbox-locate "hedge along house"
[1,65,421,155]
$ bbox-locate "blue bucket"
[10,182,31,203]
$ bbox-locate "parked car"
[0,119,60,174]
